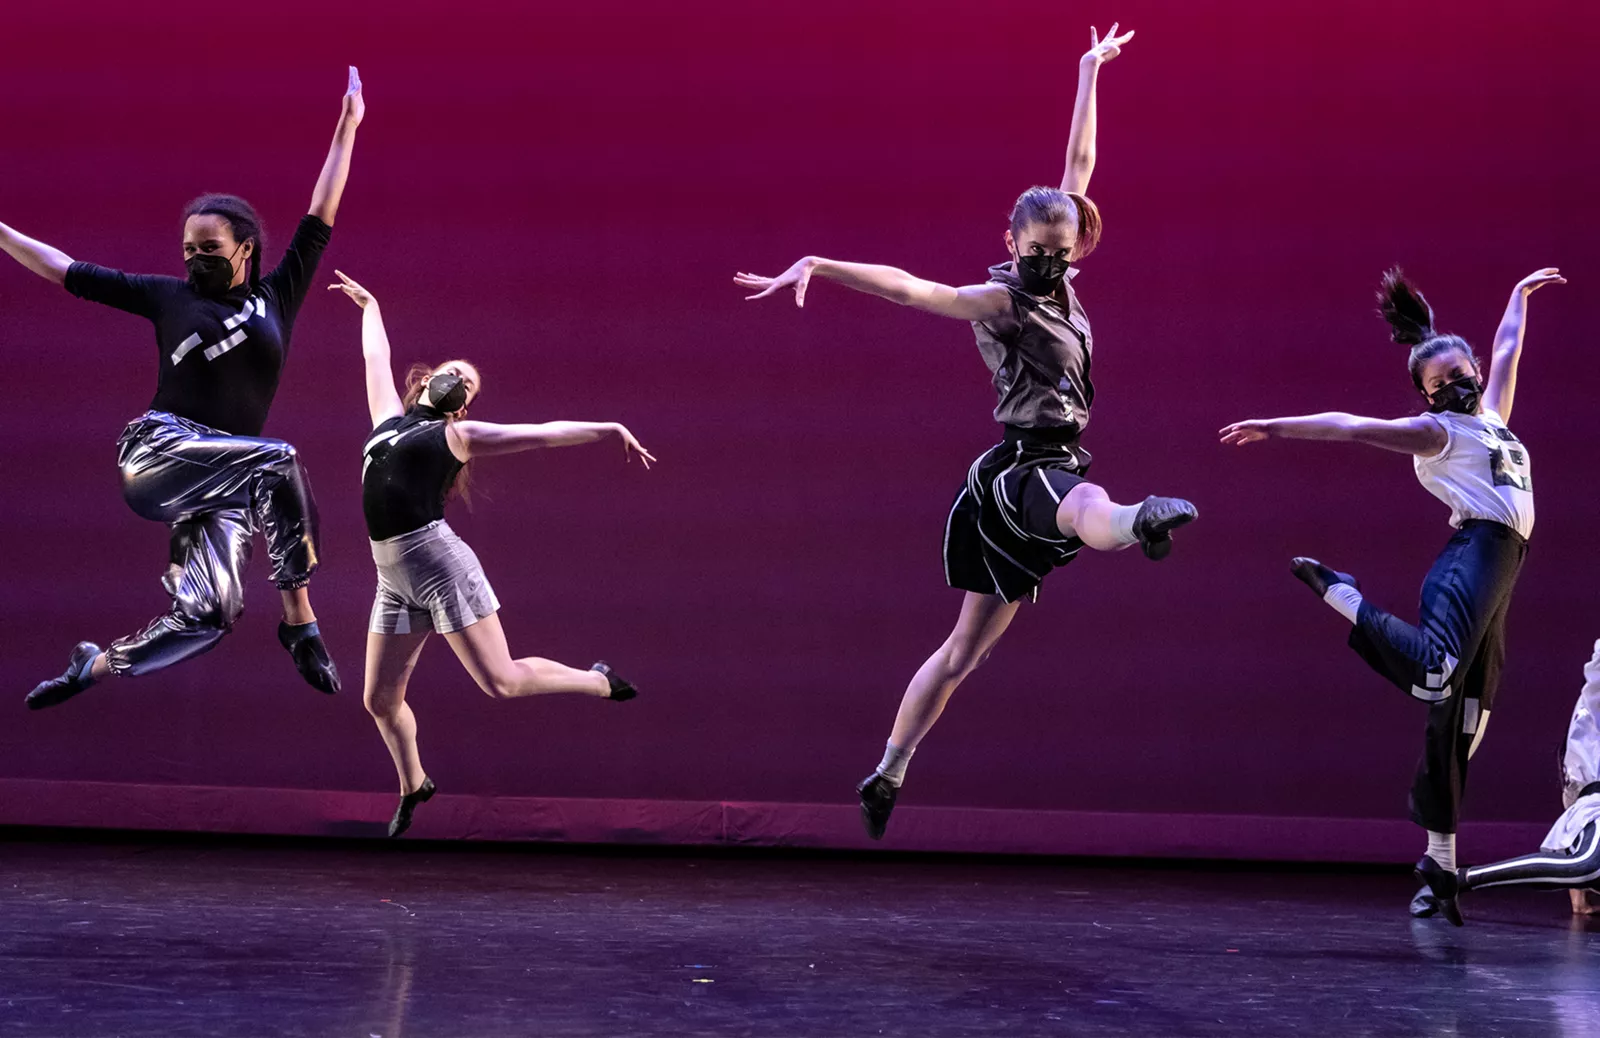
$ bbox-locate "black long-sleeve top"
[64,215,332,436]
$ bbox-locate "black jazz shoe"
[389,777,436,838]
[1408,887,1464,928]
[1413,856,1464,927]
[1290,557,1361,598]
[26,642,102,711]
[855,772,899,841]
[590,662,637,702]
[1132,496,1198,561]
[278,621,341,695]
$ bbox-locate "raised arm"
[1061,24,1135,195]
[1219,412,1446,456]
[452,420,655,466]
[1483,267,1565,421]
[734,257,1009,321]
[309,67,365,226]
[328,271,403,426]
[0,220,74,285]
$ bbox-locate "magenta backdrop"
[2,1,1597,849]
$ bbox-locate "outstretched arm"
[1061,23,1135,195]
[453,420,656,466]
[1220,413,1446,456]
[1484,267,1565,421]
[309,67,365,226]
[328,271,403,426]
[734,257,1009,320]
[0,220,73,284]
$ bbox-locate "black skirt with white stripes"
[943,427,1092,603]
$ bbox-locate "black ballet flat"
[1132,496,1198,561]
[388,777,436,838]
[25,642,102,711]
[278,621,341,696]
[590,662,637,702]
[1289,558,1361,598]
[855,772,899,841]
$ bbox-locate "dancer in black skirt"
[1221,266,1565,921]
[736,24,1198,840]
[329,272,655,837]
[1,67,366,709]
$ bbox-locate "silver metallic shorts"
[369,520,500,635]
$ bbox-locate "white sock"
[875,742,915,787]
[1323,584,1363,625]
[1107,504,1141,547]
[1426,831,1456,872]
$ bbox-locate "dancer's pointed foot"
[1132,496,1198,561]
[1409,875,1464,928]
[278,620,341,695]
[590,661,637,701]
[388,777,436,838]
[1414,854,1460,900]
[1414,856,1465,925]
[25,642,103,711]
[856,772,899,840]
[1290,557,1361,598]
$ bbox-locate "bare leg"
[888,592,1022,751]
[280,586,316,625]
[442,612,609,699]
[364,630,432,794]
[1055,482,1134,551]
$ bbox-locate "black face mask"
[1427,374,1483,415]
[1015,251,1069,296]
[426,374,469,414]
[185,244,244,299]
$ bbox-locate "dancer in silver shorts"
[330,272,656,837]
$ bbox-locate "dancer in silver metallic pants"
[0,67,367,710]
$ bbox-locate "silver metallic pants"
[106,411,321,677]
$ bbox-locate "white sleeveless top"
[1412,407,1534,540]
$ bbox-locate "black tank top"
[361,405,464,541]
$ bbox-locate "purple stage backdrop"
[1,0,1597,859]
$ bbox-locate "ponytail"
[1377,267,1435,345]
[1007,186,1103,261]
[1377,267,1477,392]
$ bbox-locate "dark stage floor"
[1,834,1597,1037]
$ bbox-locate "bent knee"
[479,672,519,700]
[176,597,244,633]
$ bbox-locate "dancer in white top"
[1220,266,1565,924]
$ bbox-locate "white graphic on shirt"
[169,296,267,366]
[361,421,442,481]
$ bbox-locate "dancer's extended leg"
[442,613,617,700]
[1460,822,1600,893]
[856,592,1021,840]
[1056,482,1197,559]
[27,508,252,709]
